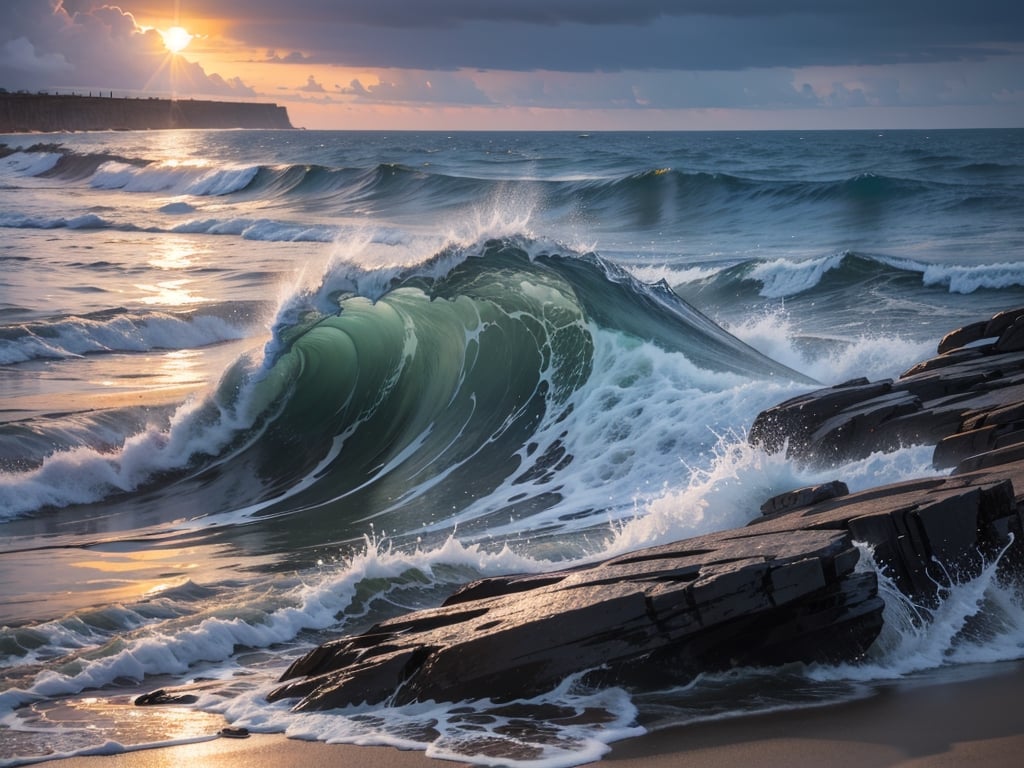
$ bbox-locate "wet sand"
[43,660,1024,768]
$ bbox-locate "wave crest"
[0,237,806,524]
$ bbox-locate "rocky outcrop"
[265,460,1023,711]
[142,309,1024,712]
[0,93,293,132]
[267,527,883,710]
[749,307,1024,470]
[754,472,1022,601]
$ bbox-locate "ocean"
[1,128,1023,766]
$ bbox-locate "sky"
[1,0,1023,130]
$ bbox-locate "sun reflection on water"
[136,278,208,306]
[139,238,209,305]
[148,237,203,270]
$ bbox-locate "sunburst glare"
[161,26,192,54]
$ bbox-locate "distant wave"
[169,216,341,242]
[0,212,118,230]
[0,150,62,177]
[4,145,946,217]
[921,261,1024,294]
[675,252,1024,299]
[0,309,249,365]
[953,161,1024,176]
[90,160,260,196]
[0,210,350,243]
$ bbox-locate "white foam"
[90,161,258,196]
[0,313,248,365]
[0,151,61,178]
[726,308,935,384]
[807,540,1024,682]
[922,261,1024,294]
[604,439,791,555]
[211,675,642,768]
[0,536,545,715]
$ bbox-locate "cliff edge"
[0,93,294,132]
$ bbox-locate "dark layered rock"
[759,480,849,515]
[268,526,884,710]
[264,446,1023,711]
[140,309,1024,713]
[753,473,1022,600]
[750,307,1024,469]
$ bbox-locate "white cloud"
[0,1,256,98]
[297,74,326,93]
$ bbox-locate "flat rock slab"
[268,526,882,710]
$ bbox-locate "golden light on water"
[141,238,208,305]
[137,278,207,306]
[161,26,193,54]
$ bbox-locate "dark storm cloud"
[205,0,1024,72]
[197,1,1021,31]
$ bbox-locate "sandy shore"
[42,660,1024,768]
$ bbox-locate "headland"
[0,92,294,133]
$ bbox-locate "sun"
[161,26,193,54]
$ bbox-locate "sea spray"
[806,539,1024,681]
[605,435,939,559]
[725,307,935,383]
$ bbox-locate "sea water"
[1,129,1023,766]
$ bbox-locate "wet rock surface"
[750,307,1024,469]
[153,309,1024,711]
[267,526,884,710]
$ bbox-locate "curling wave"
[0,237,808,527]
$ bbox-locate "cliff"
[0,93,294,132]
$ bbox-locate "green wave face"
[235,243,594,536]
[114,239,808,551]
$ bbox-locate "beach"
[46,660,1024,768]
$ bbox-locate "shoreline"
[31,659,1024,768]
[599,659,1024,767]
